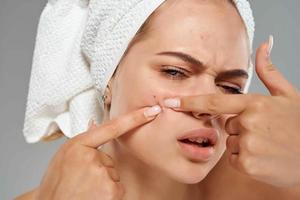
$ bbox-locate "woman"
[17,0,300,199]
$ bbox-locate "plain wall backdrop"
[0,0,299,199]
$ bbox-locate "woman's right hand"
[34,105,161,200]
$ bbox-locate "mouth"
[177,128,218,161]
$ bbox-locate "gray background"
[0,0,299,199]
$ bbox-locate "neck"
[101,140,205,200]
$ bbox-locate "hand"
[35,105,161,200]
[163,37,300,187]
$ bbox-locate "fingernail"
[164,98,180,108]
[267,35,274,57]
[144,105,162,117]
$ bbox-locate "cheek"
[109,72,180,118]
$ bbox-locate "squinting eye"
[160,66,188,80]
[217,84,243,94]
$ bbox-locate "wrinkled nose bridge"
[188,76,219,121]
[188,75,218,95]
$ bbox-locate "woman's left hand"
[163,37,300,187]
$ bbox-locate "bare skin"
[15,107,164,200]
[163,39,300,199]
[16,0,300,199]
[203,150,300,200]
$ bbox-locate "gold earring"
[101,94,108,103]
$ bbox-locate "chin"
[175,172,210,184]
[160,155,221,184]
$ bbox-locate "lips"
[177,128,218,161]
[177,128,218,146]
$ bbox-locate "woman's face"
[108,0,249,184]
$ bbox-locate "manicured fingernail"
[164,98,180,108]
[267,35,274,57]
[144,105,161,117]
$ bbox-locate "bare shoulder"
[202,151,300,200]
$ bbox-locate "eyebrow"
[156,51,206,70]
[156,51,249,79]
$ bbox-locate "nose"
[192,112,212,121]
[188,78,218,121]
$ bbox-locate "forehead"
[142,0,250,71]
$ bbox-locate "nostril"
[199,113,211,117]
[192,112,211,119]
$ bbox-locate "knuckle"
[238,115,257,131]
[60,143,97,166]
[238,155,256,176]
[239,134,254,153]
[81,150,98,163]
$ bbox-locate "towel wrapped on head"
[23,0,255,143]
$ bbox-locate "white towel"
[23,0,255,143]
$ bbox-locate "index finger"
[163,94,252,115]
[74,105,161,148]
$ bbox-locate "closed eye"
[217,84,243,94]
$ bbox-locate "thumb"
[255,35,298,96]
